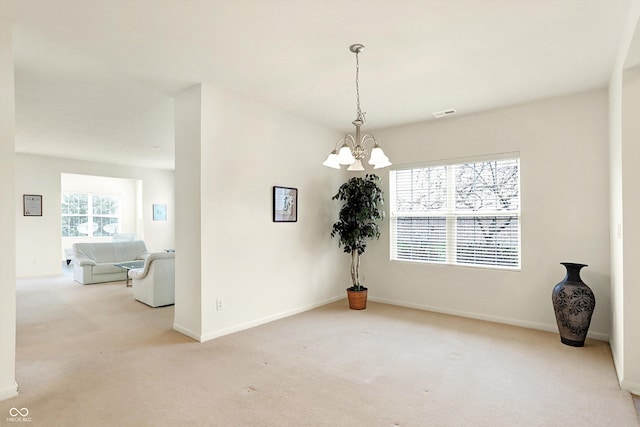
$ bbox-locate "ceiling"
[3,0,634,170]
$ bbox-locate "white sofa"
[73,240,149,285]
[129,251,175,307]
[112,233,136,241]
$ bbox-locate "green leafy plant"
[331,174,385,291]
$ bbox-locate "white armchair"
[128,251,175,307]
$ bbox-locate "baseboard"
[368,296,610,342]
[200,296,343,342]
[610,342,624,384]
[0,381,19,402]
[177,295,609,345]
[172,323,202,342]
[621,379,640,395]
[17,271,68,280]
[609,346,640,395]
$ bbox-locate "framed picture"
[23,194,42,216]
[153,204,167,221]
[273,186,297,222]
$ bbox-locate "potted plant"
[331,174,385,310]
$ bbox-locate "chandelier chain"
[355,50,365,124]
[322,43,391,170]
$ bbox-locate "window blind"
[390,157,520,269]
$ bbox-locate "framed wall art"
[273,186,297,222]
[23,194,42,216]
[153,204,167,221]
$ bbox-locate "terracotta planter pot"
[347,288,368,310]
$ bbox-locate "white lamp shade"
[368,146,387,165]
[347,159,365,171]
[373,157,392,169]
[322,152,341,169]
[337,146,356,165]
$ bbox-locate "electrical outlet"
[216,299,223,311]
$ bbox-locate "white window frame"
[389,153,521,270]
[62,192,121,238]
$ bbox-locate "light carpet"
[0,273,638,427]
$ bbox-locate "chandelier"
[323,44,391,171]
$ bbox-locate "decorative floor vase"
[551,262,595,347]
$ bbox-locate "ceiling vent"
[432,109,457,118]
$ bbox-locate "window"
[62,193,120,237]
[390,156,520,269]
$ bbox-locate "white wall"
[15,154,175,278]
[619,66,640,393]
[173,84,204,338]
[365,90,612,340]
[609,1,640,395]
[610,56,625,384]
[0,12,18,402]
[174,84,346,341]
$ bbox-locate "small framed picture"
[23,194,42,216]
[273,186,297,222]
[153,204,167,221]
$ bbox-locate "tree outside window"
[62,193,120,237]
[390,157,520,269]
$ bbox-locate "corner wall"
[365,89,612,340]
[174,84,346,342]
[0,13,18,401]
[610,34,626,390]
[173,84,203,339]
[617,66,640,393]
[609,0,640,395]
